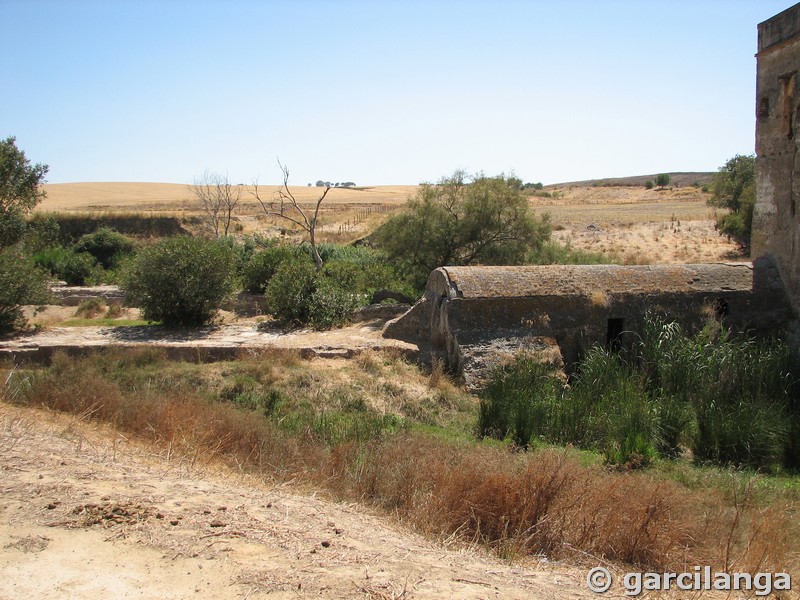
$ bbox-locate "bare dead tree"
[253,160,330,271]
[190,171,241,237]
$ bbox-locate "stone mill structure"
[384,3,800,388]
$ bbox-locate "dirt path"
[0,320,419,364]
[0,403,596,599]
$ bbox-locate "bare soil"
[0,403,595,599]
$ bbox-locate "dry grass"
[3,350,796,578]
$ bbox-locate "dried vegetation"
[2,349,797,578]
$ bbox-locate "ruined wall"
[384,261,793,387]
[752,3,800,312]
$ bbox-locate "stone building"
[383,262,792,388]
[384,4,800,387]
[753,3,800,311]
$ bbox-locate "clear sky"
[0,0,792,186]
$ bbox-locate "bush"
[0,247,50,332]
[33,247,100,285]
[122,236,235,326]
[264,244,415,329]
[59,251,100,285]
[73,227,136,269]
[242,244,304,294]
[645,180,654,190]
[264,255,317,326]
[308,277,363,329]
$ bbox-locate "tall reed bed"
[479,316,799,470]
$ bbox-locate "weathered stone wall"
[753,3,800,312]
[383,260,793,386]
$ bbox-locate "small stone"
[321,540,331,548]
[170,520,179,526]
[209,520,226,528]
[46,502,61,510]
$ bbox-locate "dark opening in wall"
[759,96,770,118]
[606,318,624,351]
[712,298,730,320]
[780,72,796,139]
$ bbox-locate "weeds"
[2,349,797,577]
[480,315,799,471]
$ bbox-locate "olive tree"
[0,137,49,247]
[708,154,755,246]
[373,171,551,289]
[122,236,235,326]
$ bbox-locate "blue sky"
[0,0,791,185]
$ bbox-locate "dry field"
[41,181,744,262]
[0,402,593,600]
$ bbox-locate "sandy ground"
[0,403,597,600]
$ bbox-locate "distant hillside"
[550,172,715,188]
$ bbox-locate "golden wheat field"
[40,181,745,263]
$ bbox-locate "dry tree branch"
[252,159,330,271]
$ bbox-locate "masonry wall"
[752,3,800,313]
[384,261,793,383]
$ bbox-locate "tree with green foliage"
[708,154,755,247]
[655,173,671,189]
[0,137,49,247]
[373,171,552,289]
[122,236,235,326]
[0,248,50,333]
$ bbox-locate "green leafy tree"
[655,173,671,189]
[373,171,551,289]
[0,137,49,247]
[0,248,50,332]
[708,154,755,247]
[122,236,235,326]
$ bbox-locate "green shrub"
[242,244,304,294]
[264,256,317,326]
[33,247,101,285]
[73,227,136,269]
[122,236,235,326]
[0,248,50,332]
[59,251,100,285]
[264,245,415,329]
[33,246,71,275]
[308,276,363,329]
